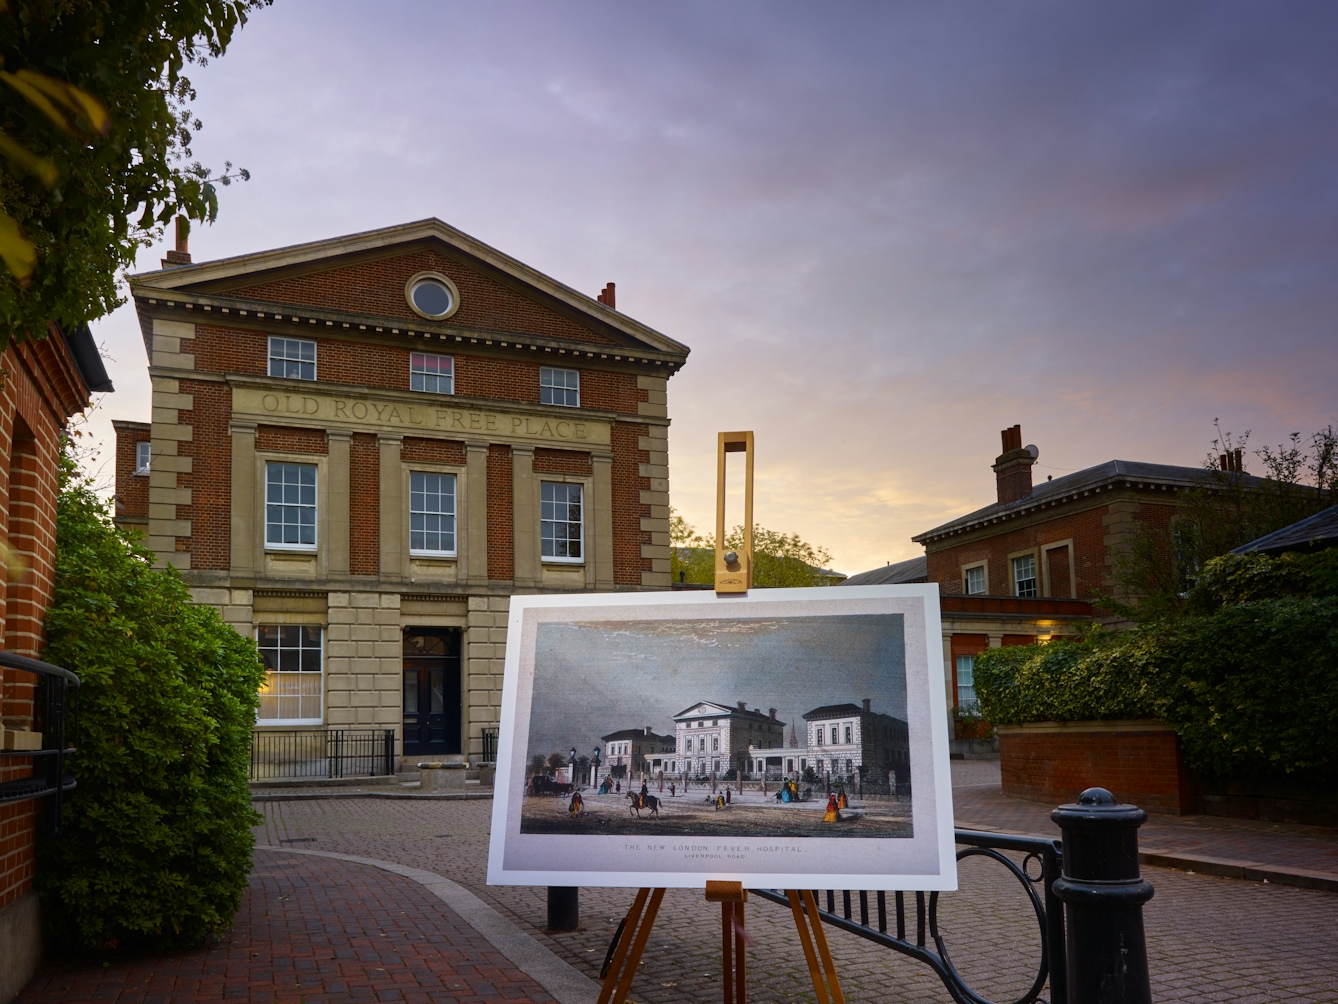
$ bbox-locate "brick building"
[112,219,689,765]
[1,327,111,1001]
[895,425,1242,740]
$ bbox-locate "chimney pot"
[737,701,747,710]
[862,698,871,712]
[769,708,777,719]
[598,282,616,309]
[161,215,192,267]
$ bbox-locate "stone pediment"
[131,218,688,359]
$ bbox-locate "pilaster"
[511,446,538,588]
[465,442,489,587]
[229,421,257,576]
[378,435,404,581]
[327,430,352,578]
[592,451,615,590]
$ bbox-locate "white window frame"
[268,336,317,381]
[540,366,580,408]
[265,461,319,552]
[955,654,979,712]
[409,352,454,395]
[134,440,151,475]
[256,624,324,725]
[1011,551,1039,598]
[408,470,457,557]
[540,480,584,563]
[962,560,988,596]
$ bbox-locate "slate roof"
[838,555,929,586]
[913,460,1264,543]
[1231,504,1338,556]
[802,703,866,720]
[601,728,674,743]
[671,701,778,723]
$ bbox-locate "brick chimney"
[596,282,616,309]
[768,708,777,719]
[162,216,192,267]
[737,701,747,711]
[993,424,1037,505]
[862,698,871,712]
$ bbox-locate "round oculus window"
[409,278,454,319]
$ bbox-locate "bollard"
[1051,787,1154,1004]
[548,886,579,931]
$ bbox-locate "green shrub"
[1161,597,1338,780]
[38,456,265,952]
[974,633,1169,727]
[975,593,1338,782]
[1187,549,1338,613]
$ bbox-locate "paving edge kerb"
[955,820,1338,895]
[258,846,599,1004]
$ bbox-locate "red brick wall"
[999,726,1200,815]
[402,437,466,465]
[113,423,151,521]
[178,381,234,570]
[225,248,619,345]
[183,324,647,417]
[487,444,513,581]
[926,498,1178,600]
[533,448,593,476]
[0,337,89,915]
[255,425,329,454]
[611,422,651,586]
[350,433,379,576]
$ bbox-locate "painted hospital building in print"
[673,701,786,777]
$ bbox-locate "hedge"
[975,594,1338,781]
[37,456,266,952]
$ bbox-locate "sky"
[525,614,907,762]
[82,1,1338,575]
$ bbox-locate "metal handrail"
[0,650,81,685]
[747,829,1064,1004]
[0,651,79,827]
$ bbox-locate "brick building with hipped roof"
[113,219,689,769]
[845,425,1259,751]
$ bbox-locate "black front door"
[402,628,461,757]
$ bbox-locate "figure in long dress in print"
[569,791,583,816]
[837,787,849,810]
[823,792,840,823]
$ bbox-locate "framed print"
[486,584,955,891]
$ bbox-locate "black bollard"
[547,886,579,931]
[1051,787,1154,1004]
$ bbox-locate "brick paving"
[954,760,1338,882]
[252,775,1338,1004]
[18,850,556,1004]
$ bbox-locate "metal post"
[548,886,579,931]
[1051,787,1153,1004]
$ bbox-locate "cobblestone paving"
[254,789,1338,1003]
[19,851,556,1004]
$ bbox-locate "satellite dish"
[1026,444,1039,460]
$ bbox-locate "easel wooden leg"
[786,890,845,1004]
[707,880,748,1004]
[598,888,664,1004]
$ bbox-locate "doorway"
[402,628,462,757]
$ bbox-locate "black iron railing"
[0,651,79,833]
[480,727,498,764]
[250,728,395,780]
[752,829,1065,1004]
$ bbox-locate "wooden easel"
[596,432,845,1004]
